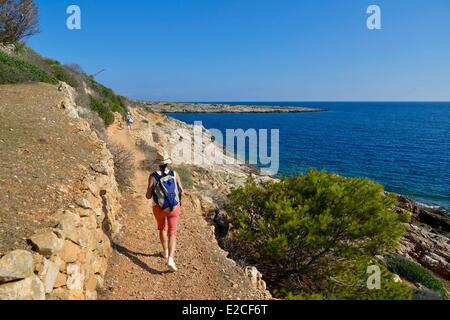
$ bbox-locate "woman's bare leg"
[168,234,177,258]
[159,229,169,258]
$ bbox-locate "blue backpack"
[152,170,181,212]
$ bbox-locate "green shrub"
[14,42,28,54]
[50,64,79,88]
[0,51,58,84]
[89,79,127,116]
[226,169,410,299]
[89,95,115,127]
[44,58,60,66]
[386,254,448,299]
[173,165,194,189]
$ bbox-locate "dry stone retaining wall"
[0,83,121,300]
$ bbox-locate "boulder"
[56,212,81,244]
[85,290,97,300]
[46,288,70,300]
[41,259,61,293]
[47,288,84,300]
[95,275,105,289]
[76,226,98,250]
[0,250,34,283]
[84,275,97,291]
[82,177,99,197]
[90,160,109,175]
[0,276,45,300]
[93,256,108,276]
[53,273,67,289]
[66,264,85,291]
[75,193,94,210]
[29,230,64,258]
[59,240,81,263]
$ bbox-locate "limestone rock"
[75,193,94,209]
[90,160,109,175]
[398,224,450,279]
[47,288,84,300]
[41,259,61,293]
[0,276,45,300]
[84,275,97,291]
[85,290,97,300]
[59,240,81,263]
[53,273,67,289]
[0,250,34,283]
[82,177,99,197]
[47,288,70,300]
[56,211,81,244]
[29,230,64,258]
[95,275,105,289]
[66,264,85,291]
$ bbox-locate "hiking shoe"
[168,257,178,272]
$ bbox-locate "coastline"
[131,107,450,284]
[139,101,326,113]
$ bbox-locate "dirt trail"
[100,118,267,300]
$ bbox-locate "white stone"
[66,264,85,291]
[0,276,45,300]
[0,250,33,283]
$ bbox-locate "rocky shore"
[396,196,450,280]
[140,101,326,114]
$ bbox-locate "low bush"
[226,169,411,299]
[89,95,115,127]
[0,51,58,84]
[89,79,128,116]
[173,165,194,189]
[50,64,79,88]
[386,254,448,299]
[108,143,135,190]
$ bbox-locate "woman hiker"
[126,112,134,131]
[146,150,184,272]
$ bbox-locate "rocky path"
[100,117,268,300]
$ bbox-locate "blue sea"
[169,102,450,210]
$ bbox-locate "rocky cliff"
[397,196,450,280]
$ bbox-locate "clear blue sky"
[29,0,450,101]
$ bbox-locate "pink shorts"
[153,205,180,236]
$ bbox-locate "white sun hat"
[156,150,172,165]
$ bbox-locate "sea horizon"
[170,101,450,211]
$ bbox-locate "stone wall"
[0,83,122,300]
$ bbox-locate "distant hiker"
[126,112,134,131]
[146,150,184,272]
